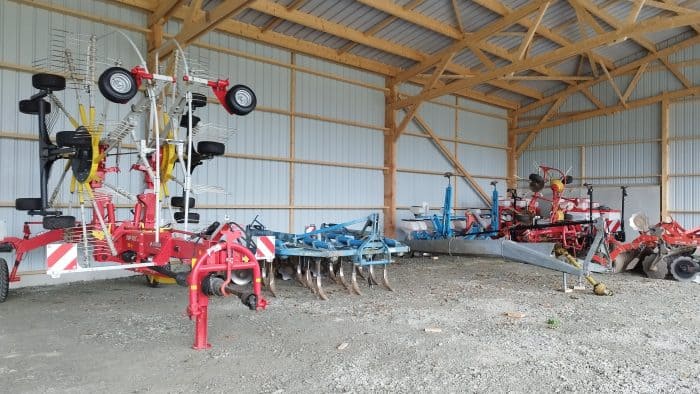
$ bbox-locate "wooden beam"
[507,114,518,189]
[471,0,616,69]
[250,0,542,100]
[161,0,255,58]
[513,86,700,134]
[515,35,700,116]
[516,1,551,61]
[451,0,465,33]
[338,0,424,55]
[581,89,605,109]
[661,99,670,218]
[384,82,397,237]
[601,63,628,108]
[260,0,306,33]
[395,55,453,139]
[516,132,538,157]
[356,0,463,39]
[412,113,492,206]
[502,75,594,81]
[394,12,700,108]
[148,0,185,26]
[393,0,548,84]
[627,0,646,25]
[622,62,649,102]
[661,57,693,89]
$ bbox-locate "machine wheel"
[174,212,200,224]
[197,141,225,156]
[528,173,545,192]
[642,253,668,279]
[43,215,76,230]
[179,114,201,128]
[171,196,195,209]
[56,127,91,147]
[32,73,66,91]
[515,213,532,224]
[0,258,9,303]
[191,93,208,108]
[225,84,256,116]
[15,198,42,211]
[98,67,138,104]
[19,99,51,115]
[669,256,699,282]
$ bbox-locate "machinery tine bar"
[368,265,379,287]
[355,265,366,280]
[305,259,317,296]
[337,259,353,293]
[328,259,339,284]
[295,258,305,287]
[315,259,329,301]
[381,264,394,292]
[267,260,277,297]
[351,264,363,296]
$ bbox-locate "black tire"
[515,213,532,224]
[191,93,207,109]
[225,84,256,116]
[174,212,200,224]
[56,127,91,147]
[32,73,66,91]
[43,215,76,230]
[197,141,225,156]
[19,99,51,115]
[15,198,43,211]
[563,175,574,185]
[0,258,9,303]
[180,114,201,129]
[98,67,138,104]
[171,196,195,209]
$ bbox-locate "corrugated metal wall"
[396,83,509,222]
[518,42,700,227]
[0,1,509,276]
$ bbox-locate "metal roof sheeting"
[218,0,699,107]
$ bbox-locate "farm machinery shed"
[0,0,698,392]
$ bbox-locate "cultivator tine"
[355,265,366,280]
[328,259,338,284]
[315,258,329,301]
[368,265,380,288]
[351,264,363,296]
[295,259,305,287]
[305,259,318,296]
[336,259,353,293]
[261,260,277,297]
[267,260,277,297]
[381,264,394,291]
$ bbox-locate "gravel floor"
[1,256,698,393]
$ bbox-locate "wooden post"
[288,53,296,232]
[384,80,397,237]
[507,111,518,189]
[147,21,163,71]
[661,99,670,219]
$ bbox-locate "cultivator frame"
[248,214,409,300]
[0,32,265,349]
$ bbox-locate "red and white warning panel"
[254,236,275,262]
[46,243,79,278]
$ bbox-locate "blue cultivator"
[248,214,408,300]
[405,173,499,241]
